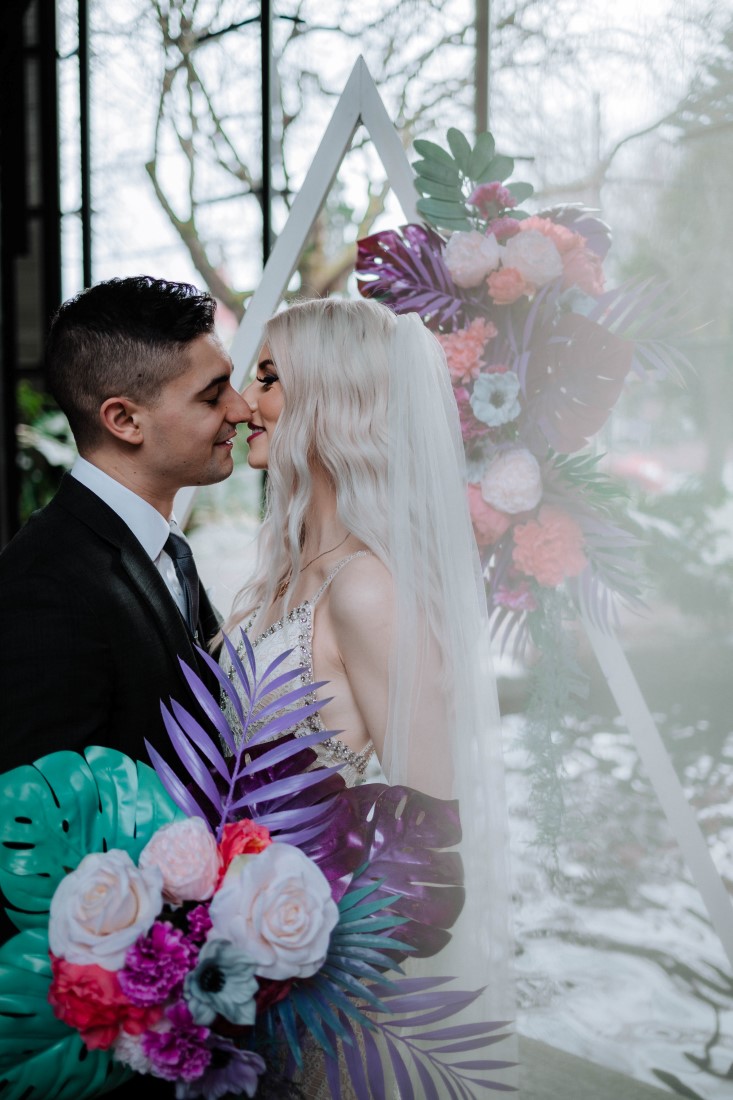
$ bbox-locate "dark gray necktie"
[164,530,200,638]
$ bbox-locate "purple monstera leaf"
[522,312,633,454]
[356,223,482,330]
[312,783,465,961]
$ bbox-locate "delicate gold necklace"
[299,532,350,573]
[274,532,350,600]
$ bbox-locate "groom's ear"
[98,396,144,445]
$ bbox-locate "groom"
[0,275,249,772]
[0,276,250,1094]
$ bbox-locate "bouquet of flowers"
[0,633,513,1099]
[356,127,686,656]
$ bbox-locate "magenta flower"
[186,904,213,944]
[119,921,197,1007]
[468,181,517,217]
[494,580,539,612]
[175,1036,266,1100]
[454,386,491,441]
[487,216,521,241]
[141,1001,211,1082]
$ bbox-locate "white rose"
[502,230,563,287]
[139,817,221,906]
[444,230,501,288]
[49,849,163,970]
[208,843,339,981]
[481,448,543,514]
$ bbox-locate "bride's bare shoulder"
[327,553,393,628]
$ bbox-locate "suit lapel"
[55,475,200,672]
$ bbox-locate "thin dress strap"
[309,550,371,608]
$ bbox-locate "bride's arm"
[328,556,452,796]
[327,555,394,763]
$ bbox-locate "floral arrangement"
[0,635,513,1099]
[356,127,686,655]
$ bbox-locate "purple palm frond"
[355,224,483,331]
[146,627,346,842]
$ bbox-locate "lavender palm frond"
[146,627,346,842]
[355,224,483,331]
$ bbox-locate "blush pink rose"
[444,229,502,288]
[512,505,588,587]
[49,850,162,971]
[467,484,511,547]
[139,817,221,906]
[486,266,534,305]
[209,843,339,981]
[480,448,543,514]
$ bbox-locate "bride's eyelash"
[258,373,278,390]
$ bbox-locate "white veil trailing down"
[383,313,515,1056]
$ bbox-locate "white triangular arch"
[176,57,733,975]
[175,55,417,524]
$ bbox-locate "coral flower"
[437,317,497,384]
[487,266,534,305]
[511,505,588,587]
[217,819,272,887]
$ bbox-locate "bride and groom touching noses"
[0,273,515,1093]
[0,274,407,779]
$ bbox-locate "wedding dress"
[218,310,515,1096]
[219,549,375,788]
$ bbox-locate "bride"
[219,296,515,1093]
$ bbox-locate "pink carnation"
[453,386,491,441]
[519,215,580,254]
[494,579,538,612]
[487,266,534,305]
[511,506,587,587]
[487,217,521,241]
[467,182,517,217]
[438,318,497,384]
[562,243,605,296]
[467,484,511,547]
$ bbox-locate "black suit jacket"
[0,476,225,1096]
[0,474,221,767]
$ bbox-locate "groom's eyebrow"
[197,370,232,395]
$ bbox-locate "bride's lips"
[246,426,265,444]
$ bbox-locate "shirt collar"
[70,456,172,561]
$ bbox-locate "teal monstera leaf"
[0,746,185,931]
[0,748,185,1097]
[0,928,131,1098]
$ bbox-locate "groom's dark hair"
[46,275,217,451]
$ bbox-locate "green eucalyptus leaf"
[468,132,496,180]
[414,179,465,202]
[446,128,473,175]
[0,928,130,1098]
[0,747,185,931]
[412,139,457,167]
[416,197,469,220]
[507,181,534,204]
[413,158,461,187]
[512,209,530,221]
[476,153,515,183]
[416,199,472,231]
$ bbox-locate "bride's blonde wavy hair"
[224,296,397,633]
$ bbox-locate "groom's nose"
[225,385,253,423]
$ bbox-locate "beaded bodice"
[219,552,375,787]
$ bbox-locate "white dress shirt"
[70,457,188,618]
